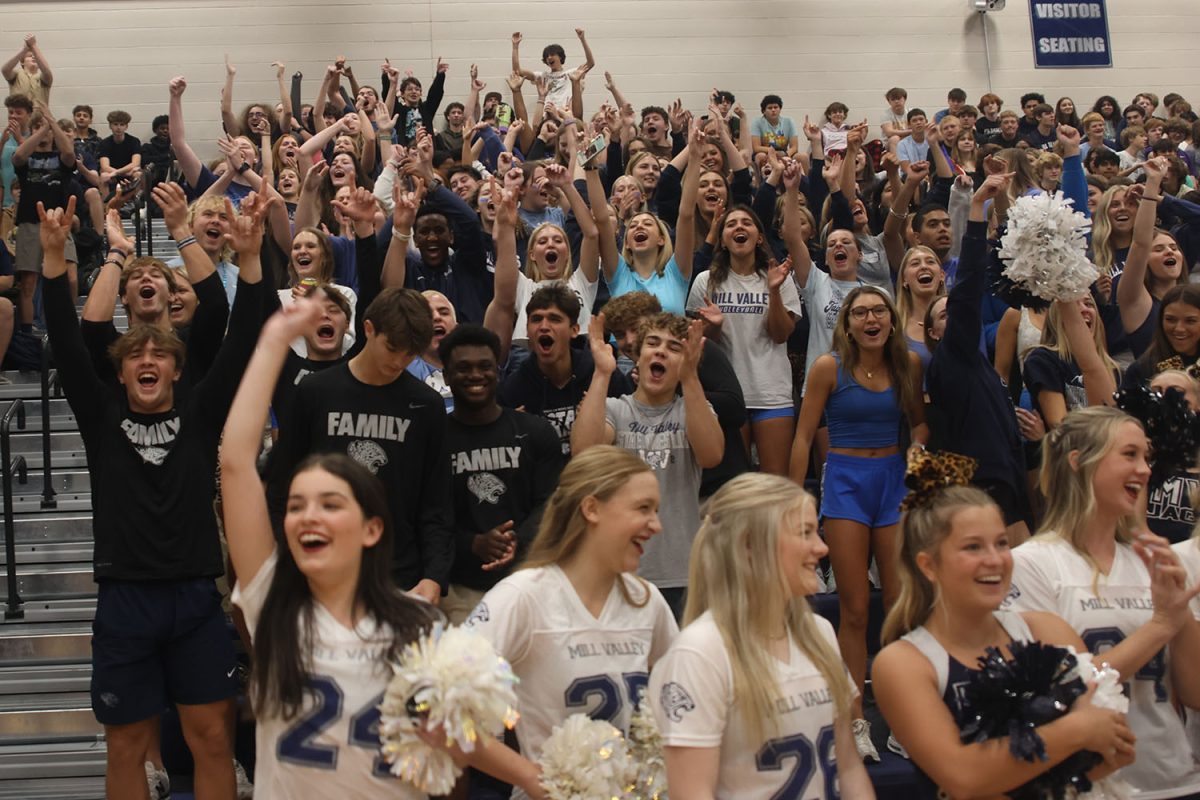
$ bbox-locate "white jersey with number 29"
[649,611,847,800]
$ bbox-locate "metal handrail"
[1,400,27,620]
[39,336,57,509]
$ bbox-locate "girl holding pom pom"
[1006,406,1200,798]
[649,474,874,799]
[873,467,1136,798]
[464,445,679,797]
[221,297,493,798]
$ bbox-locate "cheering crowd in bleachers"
[9,23,1200,800]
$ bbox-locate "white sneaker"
[852,718,881,763]
[887,732,910,759]
[144,761,170,800]
[234,759,253,799]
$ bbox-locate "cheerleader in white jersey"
[1005,406,1200,800]
[219,300,463,799]
[648,474,874,799]
[873,466,1135,799]
[465,445,679,797]
[1174,529,1200,764]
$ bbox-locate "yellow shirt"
[8,70,48,105]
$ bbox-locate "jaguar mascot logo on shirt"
[468,472,507,505]
[347,439,388,474]
[659,681,696,721]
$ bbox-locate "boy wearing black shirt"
[498,284,632,454]
[268,286,454,604]
[41,194,267,799]
[97,109,141,192]
[439,324,562,624]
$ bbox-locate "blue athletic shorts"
[91,578,237,726]
[748,407,794,423]
[820,452,906,528]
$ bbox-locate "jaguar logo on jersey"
[464,602,489,627]
[347,440,388,474]
[468,472,507,504]
[659,681,696,721]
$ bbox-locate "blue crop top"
[825,361,903,448]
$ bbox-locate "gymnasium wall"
[2,0,1194,156]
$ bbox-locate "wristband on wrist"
[236,161,252,174]
[176,235,198,250]
[107,246,130,259]
[104,259,124,269]
[1142,193,1164,203]
[392,228,412,242]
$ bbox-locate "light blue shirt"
[609,254,687,314]
[1,137,17,207]
[896,135,930,166]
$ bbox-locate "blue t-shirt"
[609,255,688,314]
[751,116,797,151]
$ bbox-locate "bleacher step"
[0,664,91,695]
[0,541,91,566]
[3,513,93,545]
[0,775,106,800]
[0,562,93,600]
[0,739,106,782]
[0,623,91,662]
[0,597,96,624]
[0,693,101,741]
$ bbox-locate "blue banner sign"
[1028,1,1112,68]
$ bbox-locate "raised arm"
[273,61,294,134]
[11,119,48,167]
[574,28,596,74]
[483,181,520,361]
[1059,298,1116,407]
[674,126,704,281]
[298,114,348,158]
[587,165,619,283]
[381,177,425,289]
[765,257,797,344]
[292,161,327,233]
[570,316,618,454]
[883,160,929,270]
[680,319,724,468]
[0,42,23,83]
[1116,158,1164,333]
[81,210,133,323]
[221,54,239,135]
[511,32,536,80]
[507,73,536,154]
[168,76,204,189]
[781,160,813,288]
[838,122,870,200]
[221,298,324,584]
[555,168,600,279]
[466,64,484,122]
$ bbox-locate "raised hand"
[224,54,236,76]
[511,32,523,46]
[301,161,328,195]
[265,293,327,343]
[391,176,427,231]
[680,318,706,381]
[925,123,942,147]
[503,165,524,194]
[534,73,550,100]
[381,58,400,82]
[695,294,724,329]
[588,312,617,377]
[543,162,571,190]
[37,197,77,256]
[575,27,587,39]
[224,195,266,255]
[767,256,793,292]
[169,76,187,98]
[1136,531,1200,632]
[494,182,520,229]
[603,71,616,92]
[104,208,134,256]
[880,151,900,174]
[436,57,448,74]
[668,98,687,133]
[152,182,192,237]
[905,160,931,183]
[1143,155,1169,182]
[1056,123,1081,157]
[822,153,844,189]
[802,114,821,141]
[334,186,380,223]
[982,153,1008,177]
[973,171,1015,203]
[273,61,286,79]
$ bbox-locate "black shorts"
[91,578,237,726]
[974,478,1032,529]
